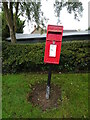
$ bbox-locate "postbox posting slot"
[47,31,62,39]
[46,39,62,41]
[48,31,62,34]
[47,30,62,41]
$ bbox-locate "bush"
[2,41,89,73]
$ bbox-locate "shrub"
[2,41,89,73]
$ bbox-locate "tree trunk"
[3,2,16,44]
[10,27,16,44]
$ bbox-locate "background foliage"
[2,41,89,73]
[2,12,25,40]
[54,1,83,24]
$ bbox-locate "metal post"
[46,65,52,99]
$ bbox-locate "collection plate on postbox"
[44,25,63,64]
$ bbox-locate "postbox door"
[44,41,62,64]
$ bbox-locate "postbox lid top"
[47,25,63,33]
[48,24,63,27]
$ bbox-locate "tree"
[2,1,45,43]
[2,11,9,40]
[54,0,83,25]
[2,11,25,40]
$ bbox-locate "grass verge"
[2,73,88,118]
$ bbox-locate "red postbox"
[44,25,63,64]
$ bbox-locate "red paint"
[44,25,63,64]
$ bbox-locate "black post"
[46,65,52,99]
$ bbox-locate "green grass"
[2,73,88,118]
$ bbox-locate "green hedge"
[2,41,89,73]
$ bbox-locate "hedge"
[2,41,89,73]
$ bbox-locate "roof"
[6,31,90,41]
[31,26,46,34]
[63,30,90,36]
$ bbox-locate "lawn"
[2,73,88,118]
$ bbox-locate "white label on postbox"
[49,44,57,57]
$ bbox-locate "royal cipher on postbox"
[44,25,63,64]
